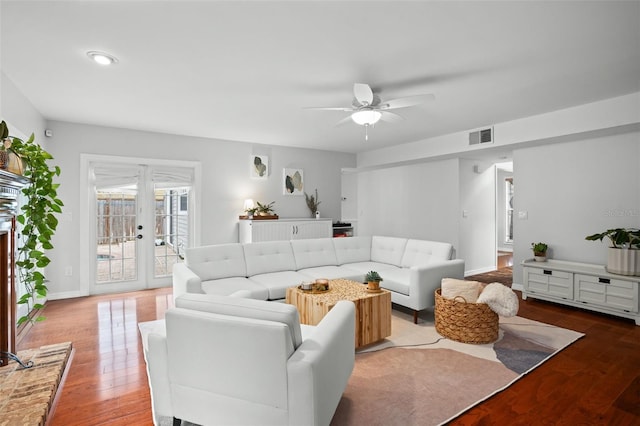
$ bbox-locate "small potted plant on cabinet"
[256,201,277,218]
[531,242,548,262]
[585,228,640,276]
[365,271,383,291]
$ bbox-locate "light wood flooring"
[16,274,640,425]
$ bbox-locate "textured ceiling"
[1,1,639,153]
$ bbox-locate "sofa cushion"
[201,277,269,300]
[291,238,338,270]
[401,240,454,268]
[175,293,303,348]
[248,271,310,300]
[185,243,247,281]
[243,241,297,276]
[370,236,408,267]
[333,236,372,265]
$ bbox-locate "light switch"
[518,211,528,220]
[462,210,469,218]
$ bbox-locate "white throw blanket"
[476,282,519,317]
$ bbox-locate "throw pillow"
[441,278,482,303]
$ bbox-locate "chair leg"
[173,417,181,426]
[413,310,419,324]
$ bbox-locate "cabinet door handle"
[543,270,552,275]
[598,278,610,284]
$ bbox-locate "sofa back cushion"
[370,236,408,267]
[243,241,297,277]
[175,293,303,349]
[333,236,372,265]
[185,243,247,281]
[291,238,338,270]
[401,239,454,268]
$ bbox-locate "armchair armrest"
[287,300,356,426]
[172,263,204,297]
[410,259,465,310]
[147,333,173,421]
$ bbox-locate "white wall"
[42,121,355,298]
[356,158,460,251]
[512,130,640,285]
[1,71,46,147]
[459,159,496,274]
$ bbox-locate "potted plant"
[585,228,640,276]
[365,271,383,291]
[531,242,548,262]
[244,206,259,218]
[304,189,321,218]
[256,201,276,216]
[0,120,62,325]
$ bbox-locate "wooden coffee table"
[286,279,392,348]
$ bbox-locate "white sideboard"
[522,259,639,325]
[239,219,332,243]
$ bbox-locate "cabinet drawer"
[575,274,638,313]
[524,268,572,299]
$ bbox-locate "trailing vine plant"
[0,120,62,325]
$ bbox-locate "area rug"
[0,342,73,426]
[139,309,582,426]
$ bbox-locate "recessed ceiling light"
[86,51,118,66]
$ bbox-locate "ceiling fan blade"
[379,111,405,123]
[353,83,374,106]
[303,106,353,111]
[379,93,435,110]
[334,115,354,127]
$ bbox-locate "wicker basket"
[434,289,499,344]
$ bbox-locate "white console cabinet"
[522,259,639,325]
[239,219,332,243]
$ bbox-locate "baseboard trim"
[47,290,85,300]
[465,266,497,276]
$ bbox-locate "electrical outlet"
[64,266,73,276]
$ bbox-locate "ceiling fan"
[306,83,435,140]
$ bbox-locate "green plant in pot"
[0,120,62,325]
[365,270,383,291]
[256,201,275,216]
[585,228,640,276]
[531,242,548,262]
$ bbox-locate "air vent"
[469,127,494,145]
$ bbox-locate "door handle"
[137,234,143,239]
[137,225,143,230]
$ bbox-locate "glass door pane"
[153,188,188,278]
[96,188,138,283]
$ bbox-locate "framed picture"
[283,168,304,195]
[250,155,268,179]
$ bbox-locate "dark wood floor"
[17,275,640,425]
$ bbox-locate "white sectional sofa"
[173,235,465,323]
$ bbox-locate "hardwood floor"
[17,278,640,425]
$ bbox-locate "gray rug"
[139,309,583,426]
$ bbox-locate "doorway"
[495,162,513,269]
[80,156,199,295]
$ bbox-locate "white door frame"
[79,154,201,296]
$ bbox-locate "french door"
[86,160,197,295]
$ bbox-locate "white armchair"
[145,293,355,426]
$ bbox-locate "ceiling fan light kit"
[351,110,382,126]
[307,83,435,141]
